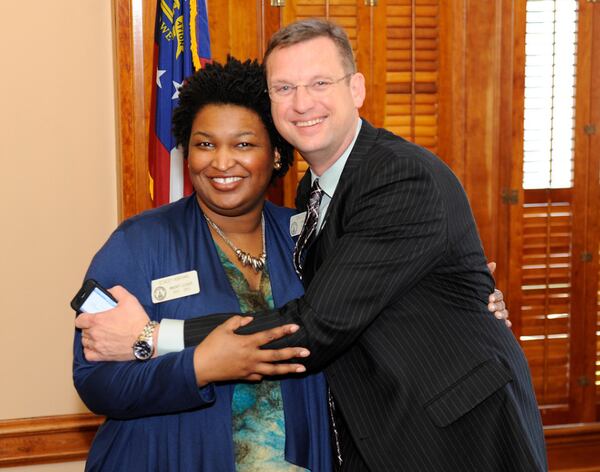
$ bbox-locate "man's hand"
[487,262,511,328]
[75,285,150,362]
[193,316,309,386]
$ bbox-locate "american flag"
[149,0,211,206]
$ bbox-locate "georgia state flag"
[149,0,211,206]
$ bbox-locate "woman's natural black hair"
[172,56,293,180]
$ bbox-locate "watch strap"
[137,320,159,342]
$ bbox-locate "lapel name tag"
[151,270,200,304]
[290,212,306,237]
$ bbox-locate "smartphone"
[71,279,118,314]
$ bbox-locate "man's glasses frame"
[266,73,353,102]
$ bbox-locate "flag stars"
[172,80,183,100]
[156,69,166,88]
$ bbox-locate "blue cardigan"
[73,196,332,471]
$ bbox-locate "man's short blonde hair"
[263,18,356,75]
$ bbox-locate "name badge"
[151,270,200,304]
[290,212,306,237]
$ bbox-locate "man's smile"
[294,117,325,127]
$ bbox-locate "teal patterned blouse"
[216,246,309,472]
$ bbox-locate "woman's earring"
[274,149,282,170]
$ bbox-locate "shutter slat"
[523,0,577,190]
[384,0,438,153]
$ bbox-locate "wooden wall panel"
[571,0,600,422]
[113,0,154,220]
[206,0,229,62]
[569,0,593,424]
[502,0,527,336]
[592,2,600,416]
[461,0,503,259]
[358,1,386,128]
[494,0,521,298]
[437,0,465,178]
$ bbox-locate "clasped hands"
[75,286,309,386]
[75,263,509,386]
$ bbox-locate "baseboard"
[546,423,600,471]
[1,414,599,470]
[0,413,103,467]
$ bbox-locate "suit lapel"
[299,119,380,285]
[317,119,380,231]
[330,119,379,198]
[295,119,380,213]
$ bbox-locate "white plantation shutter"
[523,0,577,190]
[384,0,439,153]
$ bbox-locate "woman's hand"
[193,316,310,386]
[75,285,150,361]
[487,262,511,328]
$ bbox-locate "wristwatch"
[132,321,159,361]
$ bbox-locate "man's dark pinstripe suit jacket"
[184,120,547,471]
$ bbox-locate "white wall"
[0,1,117,469]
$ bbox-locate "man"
[78,19,545,471]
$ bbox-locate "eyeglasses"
[266,73,353,102]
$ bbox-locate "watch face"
[133,340,152,361]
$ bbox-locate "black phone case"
[70,279,117,312]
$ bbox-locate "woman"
[73,57,332,471]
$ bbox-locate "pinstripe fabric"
[185,120,547,471]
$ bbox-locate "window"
[523,0,578,190]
